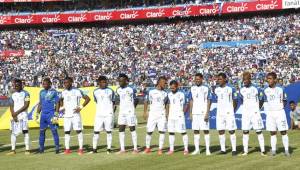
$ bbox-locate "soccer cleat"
[157,149,163,155]
[206,151,211,156]
[25,150,31,155]
[63,149,72,155]
[260,152,267,156]
[218,151,226,155]
[143,148,151,154]
[241,152,248,156]
[116,150,126,155]
[232,151,237,156]
[55,150,60,154]
[183,150,189,156]
[6,150,16,155]
[106,149,112,154]
[166,150,174,155]
[191,150,200,155]
[77,149,84,156]
[88,149,97,154]
[284,151,291,157]
[132,150,139,154]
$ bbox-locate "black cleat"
[218,151,226,155]
[232,151,237,156]
[107,149,112,154]
[55,150,60,154]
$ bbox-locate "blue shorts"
[40,112,58,130]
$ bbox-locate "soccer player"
[90,76,115,154]
[116,74,139,154]
[166,80,189,155]
[7,79,30,155]
[263,72,290,156]
[143,76,168,155]
[239,72,266,156]
[214,73,238,156]
[60,77,90,155]
[189,73,211,156]
[36,78,60,154]
[289,101,300,129]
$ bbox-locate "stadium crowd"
[0,12,299,96]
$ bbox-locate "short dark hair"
[43,77,52,84]
[218,73,227,79]
[118,73,129,80]
[158,76,167,82]
[64,77,73,82]
[98,76,107,82]
[195,73,203,78]
[267,72,277,79]
[14,78,22,84]
[289,101,296,105]
[169,80,178,86]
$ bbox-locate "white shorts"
[242,110,264,131]
[192,114,209,131]
[64,114,83,131]
[147,115,167,133]
[216,114,237,131]
[118,114,137,126]
[94,115,114,132]
[168,118,186,133]
[10,119,28,135]
[266,110,288,131]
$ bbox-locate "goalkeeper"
[36,78,60,154]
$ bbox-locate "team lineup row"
[7,72,290,157]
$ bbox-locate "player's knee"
[129,126,136,132]
[194,130,200,134]
[106,131,112,134]
[280,131,287,135]
[119,125,125,132]
[158,131,165,134]
[218,130,225,135]
[270,131,277,135]
[169,133,175,135]
[65,131,71,135]
[204,130,209,134]
[182,132,187,135]
[256,130,262,134]
[76,130,82,134]
[229,130,235,134]
[243,130,249,134]
[94,131,100,134]
[22,130,28,134]
[147,132,153,135]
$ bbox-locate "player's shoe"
[260,152,267,156]
[132,150,139,154]
[232,151,237,156]
[25,150,31,155]
[77,149,84,156]
[284,151,291,157]
[63,149,72,155]
[55,149,60,154]
[218,151,226,155]
[240,152,248,156]
[157,149,163,155]
[106,149,112,154]
[191,150,200,155]
[88,149,97,154]
[206,150,211,156]
[6,150,16,155]
[166,150,174,155]
[183,150,189,156]
[143,148,151,154]
[271,150,276,156]
[116,150,126,155]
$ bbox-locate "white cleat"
[191,150,200,155]
[241,152,248,156]
[206,151,211,156]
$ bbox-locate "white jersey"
[10,90,30,120]
[214,85,237,115]
[263,86,286,111]
[239,85,262,111]
[167,91,186,120]
[145,88,168,117]
[189,85,211,115]
[116,86,136,115]
[61,88,85,118]
[93,87,115,117]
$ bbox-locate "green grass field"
[0,106,299,170]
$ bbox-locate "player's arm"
[205,88,212,122]
[9,97,16,121]
[283,88,287,107]
[188,91,193,118]
[81,94,91,108]
[36,91,42,120]
[54,90,60,116]
[14,92,30,117]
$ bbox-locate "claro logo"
[0,16,8,24]
[199,5,219,15]
[14,16,33,24]
[68,14,87,22]
[226,3,248,12]
[120,11,139,19]
[42,15,61,23]
[146,9,165,18]
[94,12,113,21]
[172,7,192,16]
[256,0,278,10]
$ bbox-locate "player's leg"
[241,114,250,155]
[157,116,167,155]
[167,120,175,155]
[117,114,126,154]
[22,120,30,155]
[49,125,60,154]
[280,131,290,156]
[277,110,290,156]
[179,118,188,155]
[144,117,155,153]
[104,116,113,154]
[63,117,72,154]
[201,114,210,155]
[266,112,277,156]
[256,130,266,156]
[73,115,84,155]
[227,115,237,156]
[91,116,102,154]
[129,126,138,153]
[191,114,200,155]
[253,115,266,156]
[7,120,18,155]
[217,115,226,154]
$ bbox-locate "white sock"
[65,134,70,150]
[119,132,125,151]
[131,131,138,151]
[92,134,99,150]
[146,134,152,149]
[183,134,188,151]
[271,135,277,152]
[159,133,165,150]
[230,134,236,152]
[282,134,289,152]
[24,133,30,151]
[107,133,112,150]
[78,132,83,150]
[243,134,249,153]
[194,134,200,152]
[257,134,265,152]
[11,134,16,151]
[169,135,175,151]
[204,134,210,152]
[219,134,226,152]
